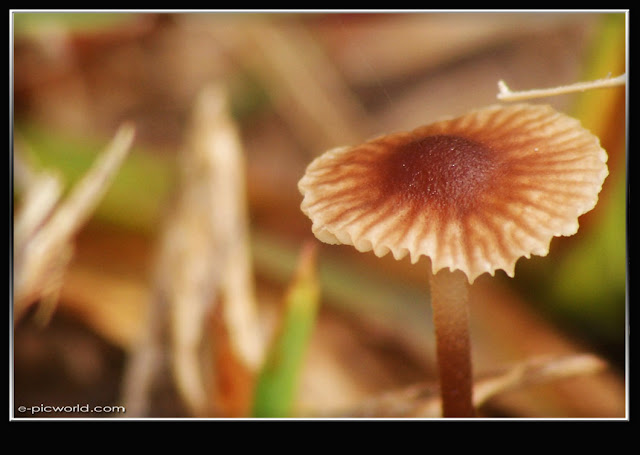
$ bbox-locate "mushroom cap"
[298,103,609,283]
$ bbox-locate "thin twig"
[497,74,626,102]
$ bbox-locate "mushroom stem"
[429,268,474,417]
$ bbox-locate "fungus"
[298,103,608,417]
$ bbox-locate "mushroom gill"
[298,103,608,283]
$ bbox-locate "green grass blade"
[252,242,321,418]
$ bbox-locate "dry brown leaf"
[121,83,262,417]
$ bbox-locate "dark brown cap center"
[378,134,498,215]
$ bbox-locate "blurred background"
[11,11,627,418]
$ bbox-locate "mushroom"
[297,103,608,417]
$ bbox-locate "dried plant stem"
[195,85,264,373]
[497,74,626,101]
[236,19,370,152]
[14,124,135,319]
[318,353,607,418]
[121,84,263,416]
[471,353,608,408]
[429,268,474,417]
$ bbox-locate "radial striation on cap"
[298,103,608,283]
